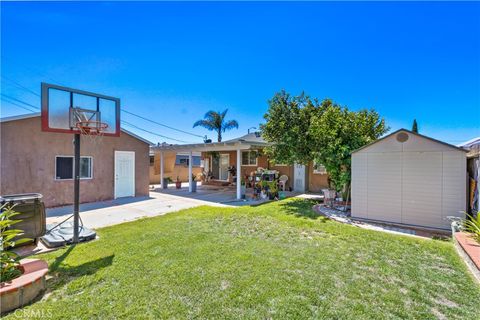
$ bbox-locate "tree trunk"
[217,130,222,142]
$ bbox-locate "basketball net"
[75,121,108,144]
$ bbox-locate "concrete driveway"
[46,184,300,230]
[46,190,229,229]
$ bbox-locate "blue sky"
[1,1,479,144]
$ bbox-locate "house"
[149,150,203,184]
[0,113,152,208]
[351,129,467,230]
[151,132,329,198]
[459,136,480,215]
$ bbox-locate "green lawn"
[9,199,480,319]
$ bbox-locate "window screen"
[55,156,92,180]
[242,151,257,165]
[175,155,201,166]
[79,157,92,178]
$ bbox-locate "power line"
[1,74,205,142]
[0,93,40,110]
[1,97,38,113]
[121,109,204,138]
[1,76,41,97]
[121,120,194,143]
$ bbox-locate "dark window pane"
[193,156,201,166]
[249,152,257,165]
[176,155,188,165]
[56,157,73,179]
[242,152,249,165]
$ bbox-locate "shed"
[351,129,466,230]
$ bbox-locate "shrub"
[464,212,480,244]
[0,204,31,282]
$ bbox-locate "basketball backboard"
[41,83,120,137]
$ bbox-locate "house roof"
[0,112,154,145]
[152,132,269,153]
[351,128,468,154]
[458,136,480,149]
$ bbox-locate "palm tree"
[193,109,239,142]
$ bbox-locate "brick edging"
[453,232,480,283]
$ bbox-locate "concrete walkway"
[47,191,229,229]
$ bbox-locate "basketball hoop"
[76,120,108,143]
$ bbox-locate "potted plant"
[191,174,198,192]
[162,177,173,189]
[268,181,278,200]
[175,176,182,189]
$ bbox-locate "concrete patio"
[46,184,298,230]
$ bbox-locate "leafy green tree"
[309,105,388,191]
[412,119,418,133]
[261,91,319,165]
[261,91,388,192]
[193,109,239,142]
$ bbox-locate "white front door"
[115,151,135,198]
[293,164,306,193]
[219,154,230,180]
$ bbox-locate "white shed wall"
[351,131,466,230]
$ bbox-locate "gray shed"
[351,129,466,230]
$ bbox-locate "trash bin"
[0,193,46,247]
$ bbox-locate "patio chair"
[278,175,288,191]
[322,189,336,207]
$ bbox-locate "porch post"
[188,151,193,192]
[160,151,164,187]
[236,147,241,200]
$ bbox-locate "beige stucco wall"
[0,116,150,208]
[153,151,202,182]
[307,162,329,192]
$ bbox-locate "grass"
[7,199,480,319]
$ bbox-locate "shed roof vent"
[396,132,409,143]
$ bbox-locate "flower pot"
[1,259,48,314]
[175,181,182,189]
[191,181,197,192]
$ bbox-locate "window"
[175,154,201,166]
[313,161,327,174]
[242,151,258,166]
[55,156,92,180]
[149,155,154,165]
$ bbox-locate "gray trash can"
[0,193,46,247]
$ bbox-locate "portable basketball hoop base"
[41,83,120,244]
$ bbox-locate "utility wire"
[1,97,38,113]
[1,74,205,142]
[1,93,40,110]
[121,109,204,138]
[1,75,41,97]
[121,120,194,143]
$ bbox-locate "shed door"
[366,153,403,223]
[115,151,135,198]
[402,152,443,228]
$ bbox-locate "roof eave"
[351,128,468,154]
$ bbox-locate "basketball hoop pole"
[73,133,80,243]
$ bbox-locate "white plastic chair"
[278,175,288,191]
